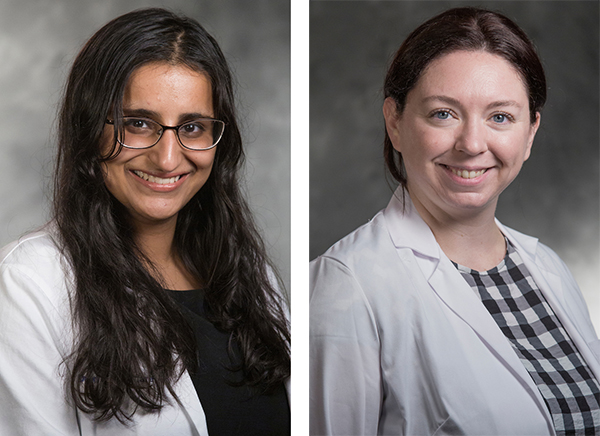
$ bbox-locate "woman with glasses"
[0,8,289,435]
[310,7,600,435]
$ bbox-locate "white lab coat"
[0,228,289,436]
[310,188,600,436]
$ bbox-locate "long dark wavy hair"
[53,8,289,423]
[384,7,547,188]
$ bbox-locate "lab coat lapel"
[385,191,534,373]
[426,252,547,393]
[177,371,209,436]
[384,190,554,425]
[425,258,556,429]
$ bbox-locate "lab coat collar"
[497,221,566,310]
[383,187,542,262]
[383,187,442,261]
[382,189,540,358]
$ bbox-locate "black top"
[166,289,290,436]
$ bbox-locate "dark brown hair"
[384,7,547,188]
[54,8,289,423]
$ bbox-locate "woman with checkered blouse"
[310,7,600,436]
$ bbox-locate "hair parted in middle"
[53,7,289,423]
[383,7,547,189]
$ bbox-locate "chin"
[445,192,497,212]
[131,206,182,224]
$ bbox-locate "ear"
[523,112,541,161]
[383,97,403,153]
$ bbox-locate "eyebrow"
[122,108,215,122]
[421,95,523,110]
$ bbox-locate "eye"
[492,114,506,123]
[179,120,208,138]
[433,110,451,120]
[429,109,457,122]
[123,117,156,134]
[490,112,514,124]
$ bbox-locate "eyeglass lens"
[120,117,224,149]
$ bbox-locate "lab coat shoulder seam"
[316,254,381,341]
[0,232,54,268]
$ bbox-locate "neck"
[132,216,200,291]
[133,217,177,263]
[409,191,506,272]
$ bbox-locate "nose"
[454,120,488,155]
[147,129,183,172]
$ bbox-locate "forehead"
[123,62,212,110]
[411,50,528,105]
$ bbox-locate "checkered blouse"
[453,239,600,435]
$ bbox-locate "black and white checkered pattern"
[454,239,600,435]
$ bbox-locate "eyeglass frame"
[105,117,226,151]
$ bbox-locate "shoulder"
[310,207,427,301]
[1,228,62,266]
[310,210,402,336]
[311,211,390,295]
[502,223,599,336]
[533,240,574,278]
[0,231,78,434]
[311,210,393,272]
[0,227,71,310]
[501,224,583,299]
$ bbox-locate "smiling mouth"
[445,165,488,179]
[132,170,183,185]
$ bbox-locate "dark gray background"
[0,0,290,289]
[310,1,599,331]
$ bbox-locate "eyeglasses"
[106,117,225,151]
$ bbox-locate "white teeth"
[133,170,182,185]
[449,167,486,179]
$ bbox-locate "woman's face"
[102,62,216,228]
[384,50,540,220]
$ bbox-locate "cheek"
[494,132,532,165]
[400,123,450,162]
[191,149,217,171]
[100,150,135,196]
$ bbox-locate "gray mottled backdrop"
[310,1,599,331]
[0,0,290,289]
